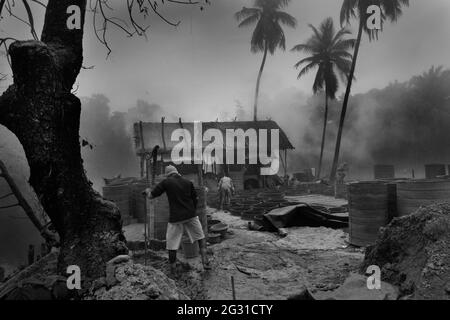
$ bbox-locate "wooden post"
[197,164,203,187]
[231,276,236,300]
[139,121,146,179]
[140,155,145,178]
[143,194,148,266]
[138,121,150,264]
[147,155,155,245]
[284,150,288,177]
[145,157,150,182]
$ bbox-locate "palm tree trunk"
[253,42,269,122]
[317,92,329,179]
[329,19,364,181]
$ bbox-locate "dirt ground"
[134,207,364,300]
[362,202,450,300]
[1,208,364,300]
[2,195,364,300]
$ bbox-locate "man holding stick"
[144,165,211,274]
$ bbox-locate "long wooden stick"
[138,121,149,265]
[0,160,44,233]
[143,193,148,266]
[147,146,158,254]
[231,276,236,300]
[0,160,57,245]
[161,117,167,152]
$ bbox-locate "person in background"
[218,173,234,211]
[336,162,349,184]
[335,162,349,198]
[144,165,211,274]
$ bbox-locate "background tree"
[329,0,409,181]
[235,0,296,121]
[0,0,208,280]
[292,17,354,179]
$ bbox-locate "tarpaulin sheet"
[258,204,348,232]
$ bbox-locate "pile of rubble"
[86,256,189,300]
[362,202,450,300]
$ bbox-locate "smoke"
[267,66,450,179]
[79,65,450,186]
[80,95,175,191]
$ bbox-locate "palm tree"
[292,17,355,179]
[235,0,297,121]
[329,0,410,181]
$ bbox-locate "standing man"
[335,162,349,198]
[144,165,211,274]
[218,173,235,211]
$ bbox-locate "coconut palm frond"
[382,0,410,22]
[341,0,410,40]
[238,14,260,28]
[340,0,358,26]
[333,38,357,51]
[235,7,260,22]
[274,11,297,28]
[291,43,314,53]
[238,0,296,54]
[308,23,324,43]
[332,27,352,45]
[297,61,318,80]
[312,65,325,94]
[250,19,266,53]
[255,0,291,10]
[292,17,355,99]
[294,56,315,69]
[235,0,296,121]
[330,50,353,61]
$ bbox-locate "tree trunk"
[317,92,329,179]
[0,0,127,281]
[253,42,269,122]
[329,19,364,181]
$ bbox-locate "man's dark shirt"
[151,174,198,223]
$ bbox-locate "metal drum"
[103,183,133,225]
[348,181,389,247]
[425,164,446,179]
[374,165,395,180]
[396,179,450,216]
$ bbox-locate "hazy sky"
[1,0,450,120]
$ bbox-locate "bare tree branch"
[29,0,46,8]
[0,0,212,62]
[22,0,39,40]
[0,0,6,16]
[88,0,209,55]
